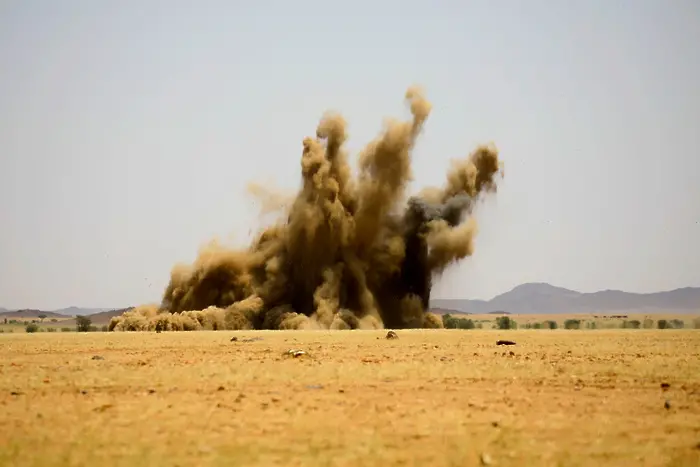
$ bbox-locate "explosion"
[110,86,503,332]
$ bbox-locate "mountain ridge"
[2,283,699,318]
[430,283,700,314]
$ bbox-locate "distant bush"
[585,321,597,329]
[643,319,655,329]
[657,319,684,329]
[61,327,73,332]
[100,325,109,332]
[46,327,57,332]
[693,317,700,329]
[543,320,558,330]
[88,325,98,332]
[25,323,39,333]
[564,319,581,330]
[9,319,18,324]
[622,320,641,329]
[50,319,58,323]
[76,316,92,333]
[532,322,543,329]
[496,316,517,330]
[442,314,476,330]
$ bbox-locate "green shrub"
[564,319,581,330]
[643,319,655,329]
[442,314,476,330]
[76,316,92,332]
[622,320,641,329]
[61,327,73,332]
[543,320,558,330]
[46,327,57,332]
[496,316,517,330]
[25,323,39,333]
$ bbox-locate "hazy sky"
[1,0,698,309]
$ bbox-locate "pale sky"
[1,0,698,310]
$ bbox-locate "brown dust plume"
[110,86,504,332]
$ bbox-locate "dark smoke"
[110,86,504,332]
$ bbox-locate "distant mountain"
[58,307,135,326]
[50,306,114,316]
[0,309,67,319]
[431,283,700,314]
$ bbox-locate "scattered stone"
[306,384,323,390]
[91,355,104,360]
[230,337,238,342]
[509,351,516,357]
[660,382,670,390]
[480,452,493,465]
[10,391,23,396]
[284,349,307,358]
[217,386,225,391]
[80,390,88,395]
[496,340,516,346]
[491,421,500,428]
[148,389,156,394]
[664,400,671,410]
[338,389,345,393]
[386,331,398,339]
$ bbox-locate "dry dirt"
[1,330,699,466]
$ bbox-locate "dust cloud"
[110,86,503,332]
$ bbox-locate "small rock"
[217,386,226,391]
[306,384,323,390]
[284,349,307,358]
[496,340,516,346]
[230,337,238,342]
[660,382,670,390]
[80,390,88,395]
[148,389,156,394]
[386,331,398,339]
[491,421,500,428]
[338,389,345,393]
[241,337,263,343]
[91,355,104,360]
[10,391,23,396]
[480,452,492,465]
[664,400,671,410]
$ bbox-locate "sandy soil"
[1,330,699,466]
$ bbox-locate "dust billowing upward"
[110,87,504,332]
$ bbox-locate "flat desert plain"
[1,330,699,467]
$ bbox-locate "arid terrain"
[1,330,699,466]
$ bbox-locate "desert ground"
[1,329,699,467]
